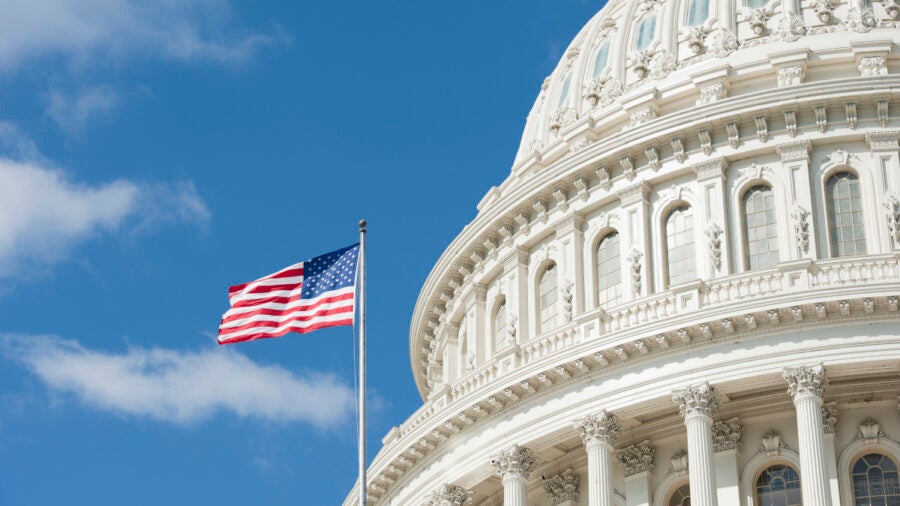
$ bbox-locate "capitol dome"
[348,0,900,504]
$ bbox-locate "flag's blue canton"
[300,244,360,299]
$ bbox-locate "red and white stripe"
[218,262,356,345]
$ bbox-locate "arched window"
[852,453,900,505]
[597,232,622,307]
[592,41,611,78]
[493,298,507,347]
[687,0,710,25]
[742,185,780,270]
[826,172,867,257]
[539,263,558,333]
[665,205,697,287]
[668,483,690,506]
[636,14,657,50]
[558,72,572,108]
[756,465,802,506]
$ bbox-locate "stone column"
[617,441,655,506]
[673,383,720,506]
[574,411,621,506]
[784,364,832,506]
[425,484,474,506]
[492,445,537,506]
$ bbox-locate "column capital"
[784,364,828,401]
[616,440,655,477]
[672,382,720,420]
[491,444,536,482]
[542,468,580,505]
[574,410,621,447]
[712,417,743,452]
[424,484,474,506]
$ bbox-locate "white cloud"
[46,86,120,133]
[0,157,210,279]
[3,335,355,427]
[0,0,284,70]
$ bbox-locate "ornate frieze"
[618,182,650,206]
[543,469,580,505]
[574,410,621,447]
[867,131,900,151]
[630,106,658,127]
[617,440,655,476]
[713,418,743,452]
[491,445,537,481]
[673,382,720,419]
[841,5,877,32]
[424,484,473,506]
[784,364,828,400]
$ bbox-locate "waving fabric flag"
[218,244,360,345]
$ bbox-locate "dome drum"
[348,1,900,504]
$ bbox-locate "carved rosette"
[491,445,537,481]
[574,410,621,447]
[713,418,743,452]
[784,364,828,401]
[617,440,656,476]
[543,468,580,505]
[673,382,720,420]
[424,484,474,506]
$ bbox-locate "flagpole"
[358,219,367,506]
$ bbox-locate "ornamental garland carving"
[617,440,655,476]
[543,469,580,505]
[673,382,720,419]
[886,0,900,19]
[549,108,577,136]
[707,28,740,58]
[563,279,574,322]
[706,223,724,272]
[784,364,828,400]
[792,205,811,255]
[424,484,473,506]
[628,249,644,295]
[491,444,537,481]
[574,410,621,447]
[746,8,773,35]
[884,195,900,245]
[713,418,743,452]
[814,0,837,24]
[822,404,838,434]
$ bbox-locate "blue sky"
[0,1,600,504]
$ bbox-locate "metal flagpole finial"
[359,219,367,232]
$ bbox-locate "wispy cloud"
[0,153,210,279]
[0,0,286,71]
[3,335,354,428]
[46,86,120,134]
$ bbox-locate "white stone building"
[345,0,900,504]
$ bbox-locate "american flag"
[218,244,360,345]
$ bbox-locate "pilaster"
[712,418,742,506]
[556,212,586,318]
[693,158,730,278]
[617,441,655,506]
[502,248,530,344]
[617,182,651,299]
[775,140,818,261]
